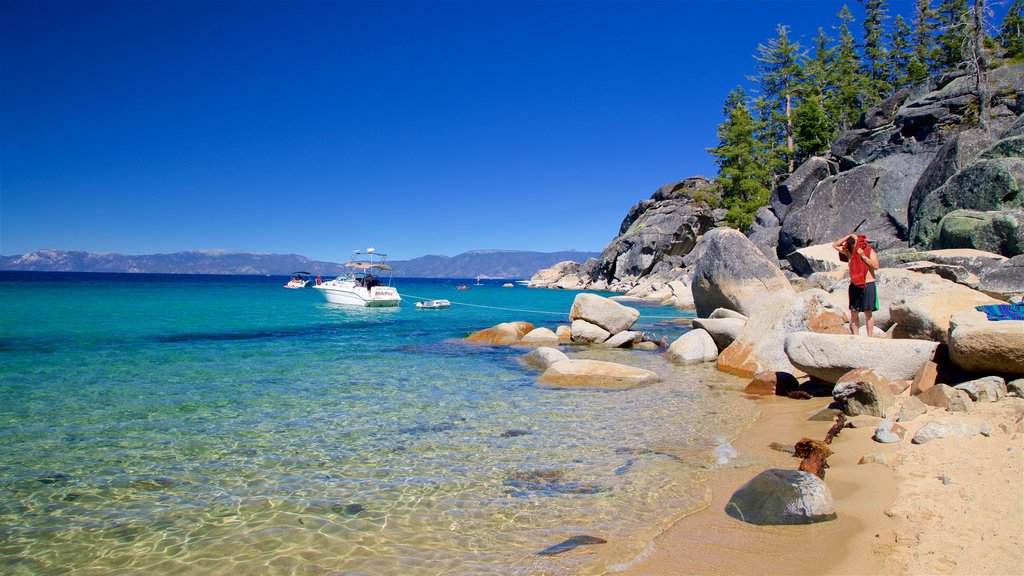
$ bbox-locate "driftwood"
[794,438,833,479]
[824,412,847,444]
[793,413,846,479]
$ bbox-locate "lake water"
[0,272,757,575]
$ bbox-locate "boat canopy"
[346,262,392,271]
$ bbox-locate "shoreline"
[620,390,1024,575]
[620,393,897,575]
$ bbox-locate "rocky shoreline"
[465,236,1022,571]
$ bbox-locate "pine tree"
[908,0,937,81]
[707,87,771,230]
[934,0,970,72]
[797,28,841,155]
[888,14,915,88]
[999,0,1024,59]
[750,24,804,174]
[861,0,893,101]
[831,6,867,131]
[793,93,835,163]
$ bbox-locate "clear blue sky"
[1,0,948,261]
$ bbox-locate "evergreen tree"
[888,14,915,88]
[793,93,835,163]
[750,24,804,174]
[861,0,893,100]
[934,0,970,72]
[831,5,868,131]
[909,0,937,81]
[999,0,1024,59]
[797,28,841,154]
[707,87,771,230]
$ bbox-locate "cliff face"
[536,64,1024,294]
[768,64,1024,261]
[578,177,722,291]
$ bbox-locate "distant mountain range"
[0,248,599,279]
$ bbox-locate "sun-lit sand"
[622,393,1024,575]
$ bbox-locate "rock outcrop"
[785,332,939,383]
[691,228,794,318]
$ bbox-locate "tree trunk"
[973,0,990,132]
[785,92,795,173]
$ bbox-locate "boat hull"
[314,281,401,307]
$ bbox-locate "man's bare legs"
[850,309,860,335]
[864,310,875,337]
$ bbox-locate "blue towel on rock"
[975,303,1024,321]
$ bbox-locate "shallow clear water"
[0,272,756,575]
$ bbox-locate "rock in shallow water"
[537,535,608,556]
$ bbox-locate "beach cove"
[1,271,769,575]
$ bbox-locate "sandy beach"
[623,391,1024,575]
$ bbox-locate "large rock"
[570,319,611,344]
[832,368,897,417]
[522,347,569,370]
[569,293,640,335]
[770,156,833,221]
[947,308,1024,376]
[979,254,1024,300]
[691,317,746,351]
[528,261,583,289]
[954,376,1008,402]
[911,417,992,444]
[826,268,992,332]
[725,469,837,525]
[537,359,661,390]
[787,243,845,277]
[780,154,933,256]
[519,327,560,347]
[665,329,719,365]
[910,155,1024,250]
[588,179,716,287]
[785,332,939,383]
[466,322,534,345]
[888,277,1001,342]
[691,228,795,318]
[933,208,1024,256]
[717,290,842,378]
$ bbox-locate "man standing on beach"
[832,233,880,336]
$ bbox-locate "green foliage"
[1000,0,1024,59]
[707,87,772,231]
[703,0,1020,230]
[934,0,970,72]
[749,25,804,174]
[793,94,835,162]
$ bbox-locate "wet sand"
[621,394,897,575]
[621,392,1024,575]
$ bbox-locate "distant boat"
[313,249,401,307]
[283,271,312,289]
[415,299,451,309]
[457,285,470,290]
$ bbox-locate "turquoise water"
[0,272,756,575]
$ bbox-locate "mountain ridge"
[0,248,599,279]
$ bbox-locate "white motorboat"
[415,299,451,309]
[283,272,312,289]
[314,249,401,307]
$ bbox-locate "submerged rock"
[537,535,608,556]
[537,359,661,390]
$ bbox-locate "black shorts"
[847,278,880,309]
[848,281,879,312]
